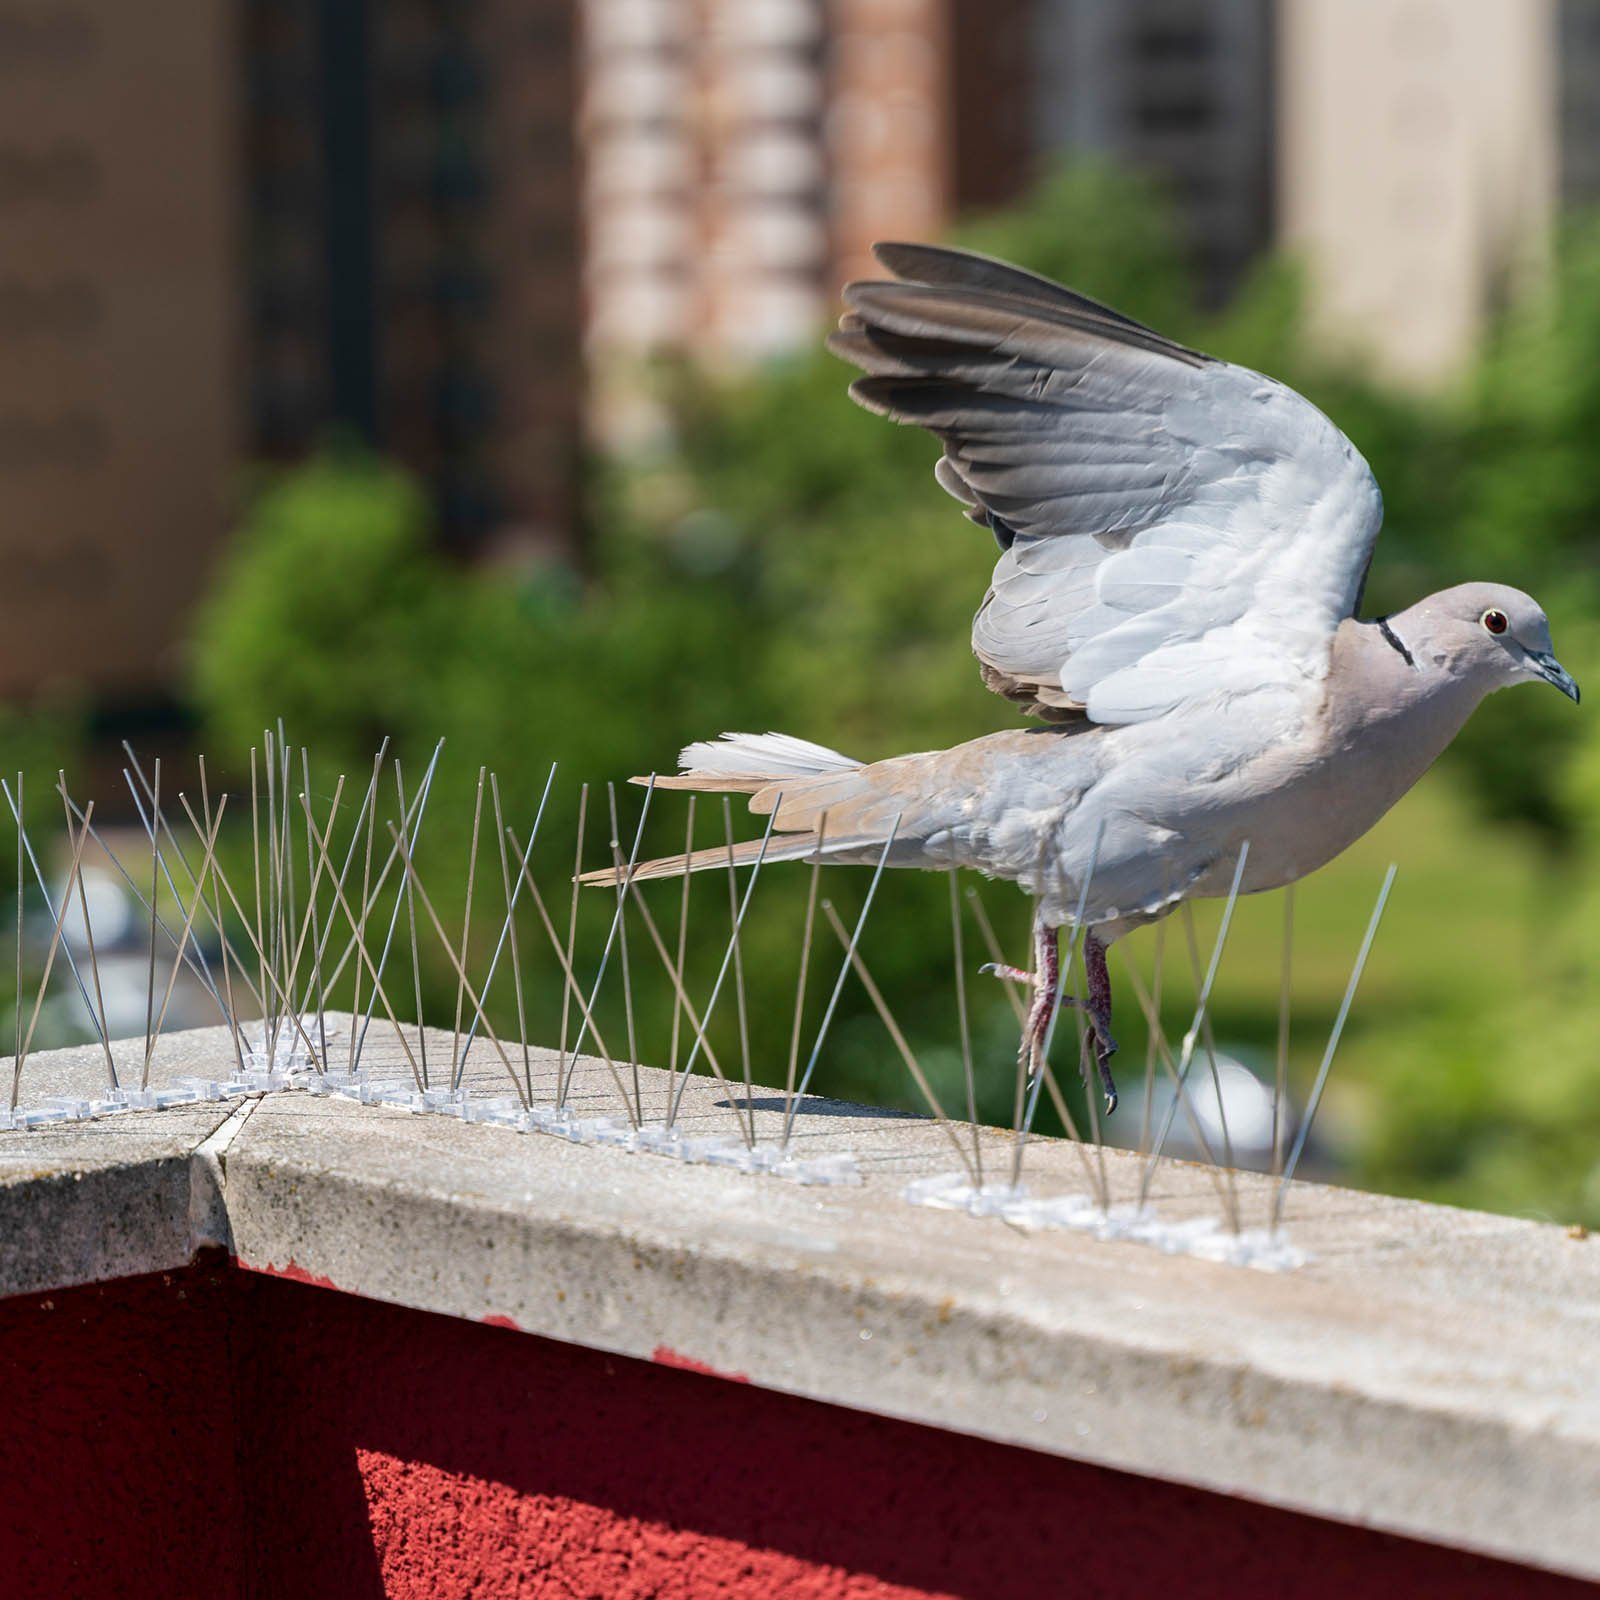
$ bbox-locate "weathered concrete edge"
[0,1104,238,1299]
[215,1128,1599,1583]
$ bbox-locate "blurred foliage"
[179,159,1600,1223]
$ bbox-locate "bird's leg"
[1019,917,1060,1087]
[1083,931,1119,1114]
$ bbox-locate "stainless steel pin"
[949,870,981,1186]
[611,850,749,1144]
[177,793,329,1075]
[780,814,827,1142]
[57,775,116,1089]
[1272,885,1294,1183]
[721,799,755,1142]
[396,762,428,1086]
[144,796,230,1076]
[667,797,695,1098]
[449,767,486,1087]
[457,762,556,1074]
[347,746,384,1075]
[144,760,160,1073]
[822,899,975,1184]
[667,800,781,1132]
[782,819,900,1147]
[608,786,643,1125]
[387,822,529,1111]
[287,793,419,1089]
[556,785,589,1103]
[488,774,532,1105]
[1272,866,1396,1233]
[1182,901,1240,1229]
[13,800,94,1111]
[199,756,247,1077]
[507,824,643,1125]
[1139,844,1251,1213]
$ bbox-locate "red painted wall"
[0,1263,1591,1600]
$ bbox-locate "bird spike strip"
[0,738,1395,1261]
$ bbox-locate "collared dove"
[586,243,1580,1110]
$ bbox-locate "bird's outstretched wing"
[828,242,1384,726]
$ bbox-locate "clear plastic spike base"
[903,1172,1306,1271]
[0,1055,862,1189]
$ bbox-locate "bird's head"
[1397,582,1579,703]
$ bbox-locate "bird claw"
[1094,1036,1120,1117]
[979,961,1034,986]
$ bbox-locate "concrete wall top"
[2,1022,1597,1581]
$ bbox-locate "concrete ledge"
[2,1024,1597,1582]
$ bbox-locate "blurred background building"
[0,0,1585,703]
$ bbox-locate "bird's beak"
[1529,650,1581,703]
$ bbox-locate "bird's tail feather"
[594,730,871,884]
[578,831,869,887]
[670,731,861,780]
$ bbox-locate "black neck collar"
[1375,615,1415,668]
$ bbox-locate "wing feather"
[829,242,1384,723]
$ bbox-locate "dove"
[584,243,1579,1110]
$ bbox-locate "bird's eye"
[1481,608,1509,636]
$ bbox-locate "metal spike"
[1139,843,1251,1213]
[13,800,95,1110]
[822,899,975,1184]
[567,778,656,1070]
[507,824,643,1126]
[556,785,588,1101]
[144,760,160,1073]
[395,762,428,1087]
[122,761,253,1016]
[1139,912,1166,1158]
[294,734,397,1016]
[667,800,781,1133]
[57,789,236,1027]
[1116,951,1235,1216]
[273,776,348,1076]
[301,750,327,1063]
[1272,885,1294,1183]
[347,746,383,1075]
[144,795,230,1079]
[457,762,557,1073]
[449,767,487,1087]
[249,748,267,1038]
[780,815,827,1142]
[1182,901,1239,1228]
[949,870,982,1185]
[178,793,329,1074]
[667,797,695,1094]
[286,793,419,1088]
[57,775,115,1088]
[612,852,749,1144]
[609,786,643,1125]
[386,822,530,1111]
[782,819,901,1147]
[198,756,247,1077]
[12,771,20,1068]
[1273,866,1395,1233]
[488,774,532,1106]
[348,740,447,1068]
[1,778,109,1053]
[720,800,754,1137]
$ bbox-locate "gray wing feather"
[829,243,1384,724]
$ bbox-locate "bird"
[582,241,1580,1111]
